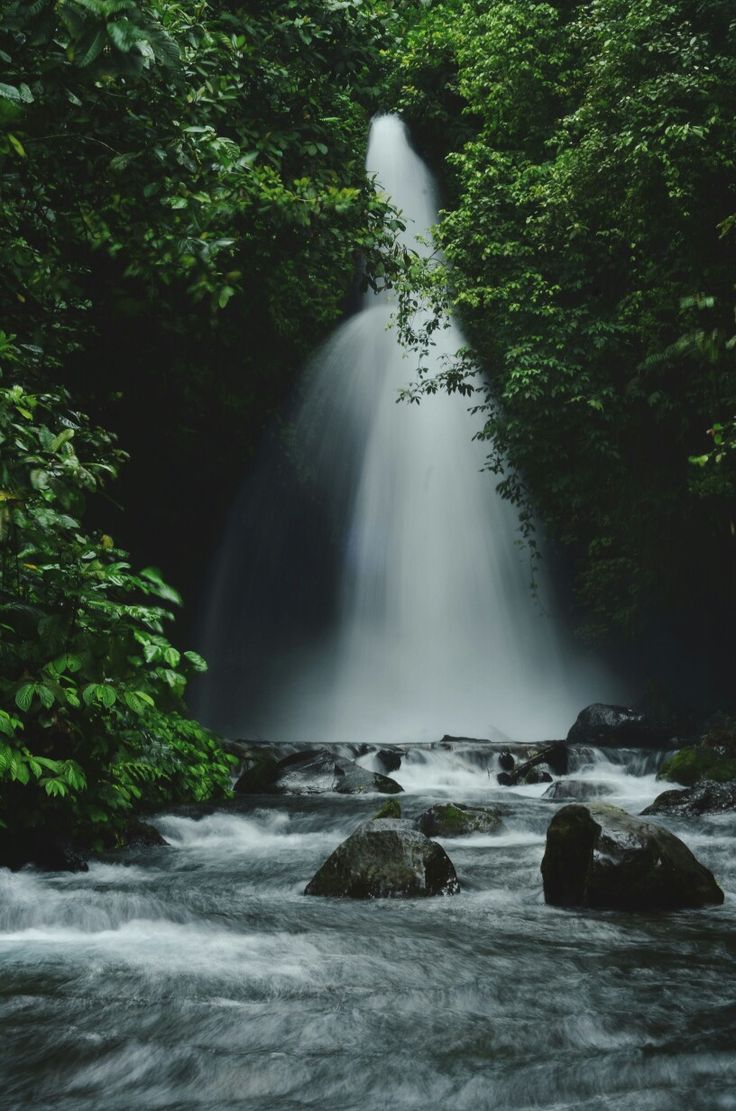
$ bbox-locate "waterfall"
[197,115,619,743]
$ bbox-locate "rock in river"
[567,704,673,748]
[542,779,614,802]
[541,803,724,910]
[304,818,460,898]
[416,802,502,837]
[236,748,402,796]
[642,779,736,817]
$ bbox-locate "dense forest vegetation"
[1,0,735,857]
[393,0,736,700]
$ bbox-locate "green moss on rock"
[373,798,402,819]
[660,747,736,787]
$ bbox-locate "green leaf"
[37,684,55,710]
[50,428,75,452]
[7,133,26,158]
[183,650,207,672]
[15,684,35,712]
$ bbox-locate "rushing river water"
[2,746,735,1111]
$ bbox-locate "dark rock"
[642,780,736,817]
[498,750,515,772]
[0,831,88,873]
[122,820,169,848]
[543,742,569,776]
[567,704,674,748]
[542,779,615,802]
[254,749,402,796]
[416,802,503,837]
[373,798,402,819]
[524,768,553,785]
[496,771,514,786]
[304,818,460,899]
[234,750,281,794]
[541,803,724,910]
[334,760,402,796]
[376,748,402,773]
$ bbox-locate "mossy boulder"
[304,818,460,899]
[659,746,736,787]
[416,802,502,837]
[541,803,724,911]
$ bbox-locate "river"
[2,744,734,1110]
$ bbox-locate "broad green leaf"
[15,684,35,712]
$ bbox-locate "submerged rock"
[541,803,724,910]
[416,802,503,837]
[542,779,615,802]
[567,704,673,748]
[642,780,736,817]
[305,818,459,899]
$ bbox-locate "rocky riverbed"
[1,736,735,1110]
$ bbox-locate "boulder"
[642,780,736,817]
[243,749,402,796]
[234,748,282,794]
[541,803,724,910]
[0,830,88,873]
[658,744,736,787]
[376,748,402,773]
[122,820,169,848]
[567,704,673,748]
[416,802,503,837]
[542,779,614,802]
[523,768,552,785]
[542,742,569,776]
[305,818,459,899]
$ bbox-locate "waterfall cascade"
[198,115,619,743]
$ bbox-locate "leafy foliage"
[0,333,234,847]
[0,0,412,602]
[0,1,418,850]
[392,0,736,693]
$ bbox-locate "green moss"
[437,804,467,831]
[373,798,402,819]
[660,747,736,787]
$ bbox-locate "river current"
[2,747,735,1111]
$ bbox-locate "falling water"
[198,115,619,743]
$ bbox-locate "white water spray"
[198,115,618,742]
